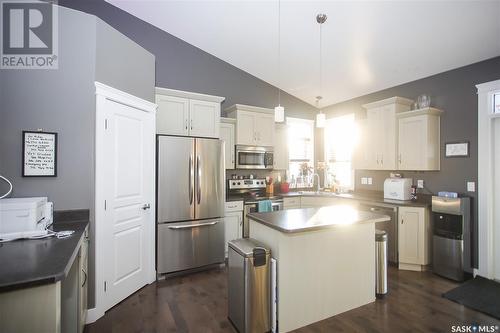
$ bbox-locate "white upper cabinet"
[357,97,413,170]
[273,123,288,170]
[156,87,224,138]
[254,113,275,146]
[397,108,443,171]
[156,95,190,136]
[225,104,275,147]
[220,118,236,169]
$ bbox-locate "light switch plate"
[417,180,424,189]
[367,177,373,185]
[361,177,368,185]
[467,181,476,192]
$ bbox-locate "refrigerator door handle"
[168,221,218,229]
[197,155,201,205]
[189,155,194,205]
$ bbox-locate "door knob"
[142,203,151,210]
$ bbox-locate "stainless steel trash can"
[375,230,388,298]
[228,238,271,333]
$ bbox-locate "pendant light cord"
[277,0,281,106]
[318,17,323,109]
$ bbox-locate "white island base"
[249,216,376,332]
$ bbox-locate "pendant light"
[274,0,285,123]
[315,13,327,128]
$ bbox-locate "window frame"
[286,117,315,185]
[323,113,356,191]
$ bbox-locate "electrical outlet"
[467,181,476,192]
[361,177,368,185]
[417,180,424,189]
[367,177,373,185]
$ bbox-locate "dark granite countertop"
[0,210,89,292]
[280,190,431,208]
[248,205,390,233]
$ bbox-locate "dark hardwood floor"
[85,267,500,333]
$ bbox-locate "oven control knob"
[237,182,241,185]
[232,182,236,185]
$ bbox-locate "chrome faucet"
[312,173,321,192]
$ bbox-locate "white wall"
[476,79,500,280]
[494,118,500,280]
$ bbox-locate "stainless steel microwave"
[235,145,274,169]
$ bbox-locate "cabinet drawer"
[225,201,243,212]
[283,197,301,208]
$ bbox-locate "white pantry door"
[95,82,156,315]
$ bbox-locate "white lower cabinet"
[283,197,301,209]
[224,201,243,256]
[300,196,358,208]
[398,206,431,271]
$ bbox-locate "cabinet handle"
[82,268,87,287]
[381,154,383,165]
[190,118,193,131]
[398,154,402,164]
[185,119,188,130]
[401,219,404,224]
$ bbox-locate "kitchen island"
[248,205,390,332]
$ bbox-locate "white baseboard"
[86,307,105,324]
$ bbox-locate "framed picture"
[22,131,58,177]
[445,141,469,158]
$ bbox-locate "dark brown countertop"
[248,205,390,233]
[0,210,89,292]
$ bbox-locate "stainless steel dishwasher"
[359,203,398,264]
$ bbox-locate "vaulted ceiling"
[106,0,500,108]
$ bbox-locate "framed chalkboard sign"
[22,131,58,177]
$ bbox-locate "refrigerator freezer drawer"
[157,219,225,274]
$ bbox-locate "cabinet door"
[353,119,371,169]
[224,212,242,256]
[283,197,301,209]
[156,95,189,136]
[236,111,256,145]
[398,207,421,264]
[220,123,235,169]
[366,108,381,169]
[398,116,426,170]
[189,100,220,138]
[379,105,397,170]
[273,124,288,170]
[254,113,275,146]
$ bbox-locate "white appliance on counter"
[384,178,412,201]
[0,197,53,239]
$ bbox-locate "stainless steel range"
[227,178,283,238]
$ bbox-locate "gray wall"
[95,19,155,102]
[0,6,97,209]
[0,5,155,308]
[321,56,500,267]
[322,56,500,199]
[59,0,318,119]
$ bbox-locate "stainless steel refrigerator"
[157,135,225,274]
